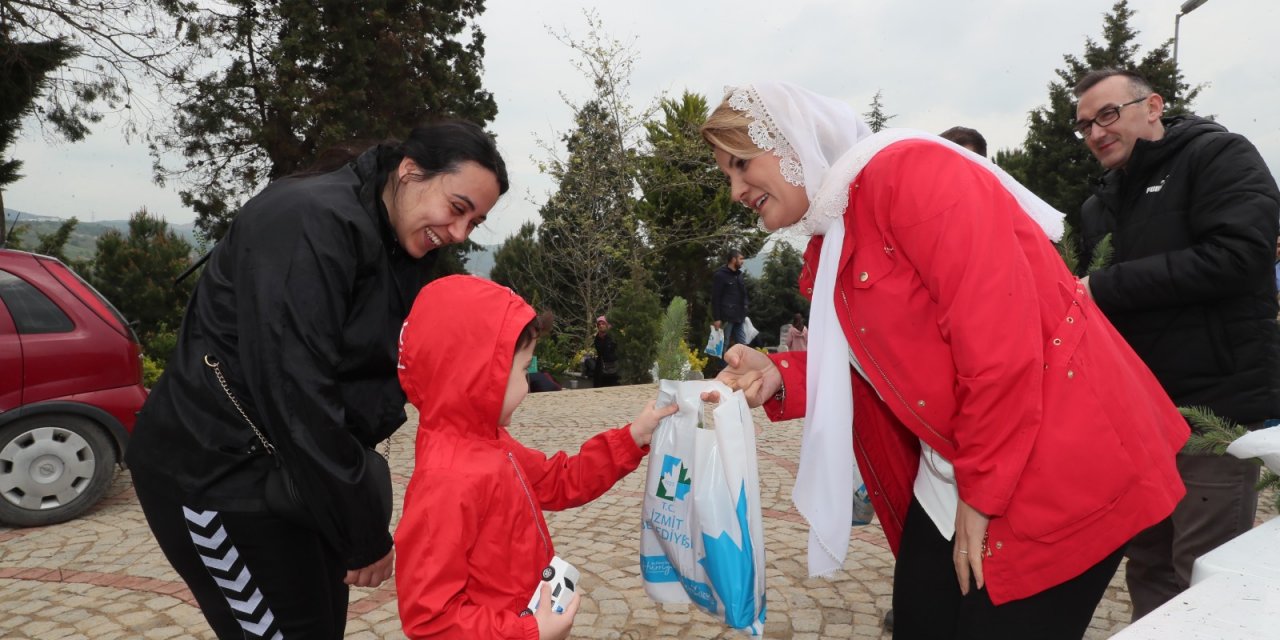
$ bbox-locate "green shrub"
[142,355,164,388]
[656,297,689,380]
[610,269,663,384]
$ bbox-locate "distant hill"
[4,208,200,261]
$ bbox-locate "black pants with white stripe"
[133,471,349,639]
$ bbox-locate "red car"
[0,248,148,526]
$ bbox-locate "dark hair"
[725,248,744,264]
[1073,68,1155,100]
[515,311,554,354]
[297,121,509,194]
[939,126,988,157]
[379,120,510,195]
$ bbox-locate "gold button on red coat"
[859,272,869,282]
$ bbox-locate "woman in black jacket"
[126,121,508,639]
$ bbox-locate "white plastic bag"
[640,380,766,635]
[1226,423,1280,473]
[742,317,759,345]
[704,326,725,358]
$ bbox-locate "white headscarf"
[724,82,1064,577]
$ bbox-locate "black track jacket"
[126,148,435,569]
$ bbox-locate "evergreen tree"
[524,11,656,349]
[32,217,78,264]
[634,91,766,344]
[655,297,689,381]
[153,0,499,241]
[863,90,896,133]
[0,0,192,143]
[87,210,194,359]
[1008,0,1198,237]
[750,242,810,348]
[535,98,640,334]
[424,240,478,280]
[0,32,78,245]
[608,267,662,385]
[490,221,544,302]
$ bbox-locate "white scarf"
[726,82,1065,577]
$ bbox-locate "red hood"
[398,275,535,440]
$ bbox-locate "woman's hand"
[534,582,579,640]
[629,400,679,448]
[953,499,990,595]
[701,344,782,407]
[345,547,394,587]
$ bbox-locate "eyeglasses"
[1072,96,1150,139]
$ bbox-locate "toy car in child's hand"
[524,556,580,615]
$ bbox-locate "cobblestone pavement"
[2,384,1274,639]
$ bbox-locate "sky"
[7,0,1278,246]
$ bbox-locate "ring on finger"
[958,550,970,555]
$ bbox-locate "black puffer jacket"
[1080,115,1280,425]
[711,265,749,323]
[126,147,435,569]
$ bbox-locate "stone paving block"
[1,385,1273,639]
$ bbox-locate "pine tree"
[1006,0,1198,239]
[521,11,657,349]
[0,32,78,245]
[154,0,499,241]
[863,90,896,133]
[608,267,662,384]
[750,242,810,348]
[634,91,766,343]
[490,222,544,302]
[87,210,194,359]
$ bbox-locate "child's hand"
[534,582,579,640]
[630,400,678,448]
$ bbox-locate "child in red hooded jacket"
[395,275,675,640]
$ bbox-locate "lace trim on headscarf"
[728,86,806,188]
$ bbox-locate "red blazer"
[765,140,1187,604]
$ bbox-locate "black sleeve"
[1091,134,1280,312]
[237,206,392,570]
[711,270,725,321]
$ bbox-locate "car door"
[0,291,21,411]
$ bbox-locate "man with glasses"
[1074,68,1280,622]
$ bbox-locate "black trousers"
[892,499,1123,640]
[133,471,349,639]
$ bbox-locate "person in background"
[786,312,808,352]
[126,121,508,638]
[1074,67,1280,621]
[939,126,988,157]
[700,81,1187,639]
[711,248,750,352]
[592,315,620,387]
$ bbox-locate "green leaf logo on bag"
[656,455,692,502]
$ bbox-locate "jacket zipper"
[839,285,961,533]
[840,287,951,446]
[508,452,551,558]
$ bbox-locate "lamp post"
[1173,0,1210,102]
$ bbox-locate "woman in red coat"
[700,82,1188,639]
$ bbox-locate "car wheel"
[0,415,118,527]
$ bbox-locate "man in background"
[1074,67,1280,621]
[711,248,750,354]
